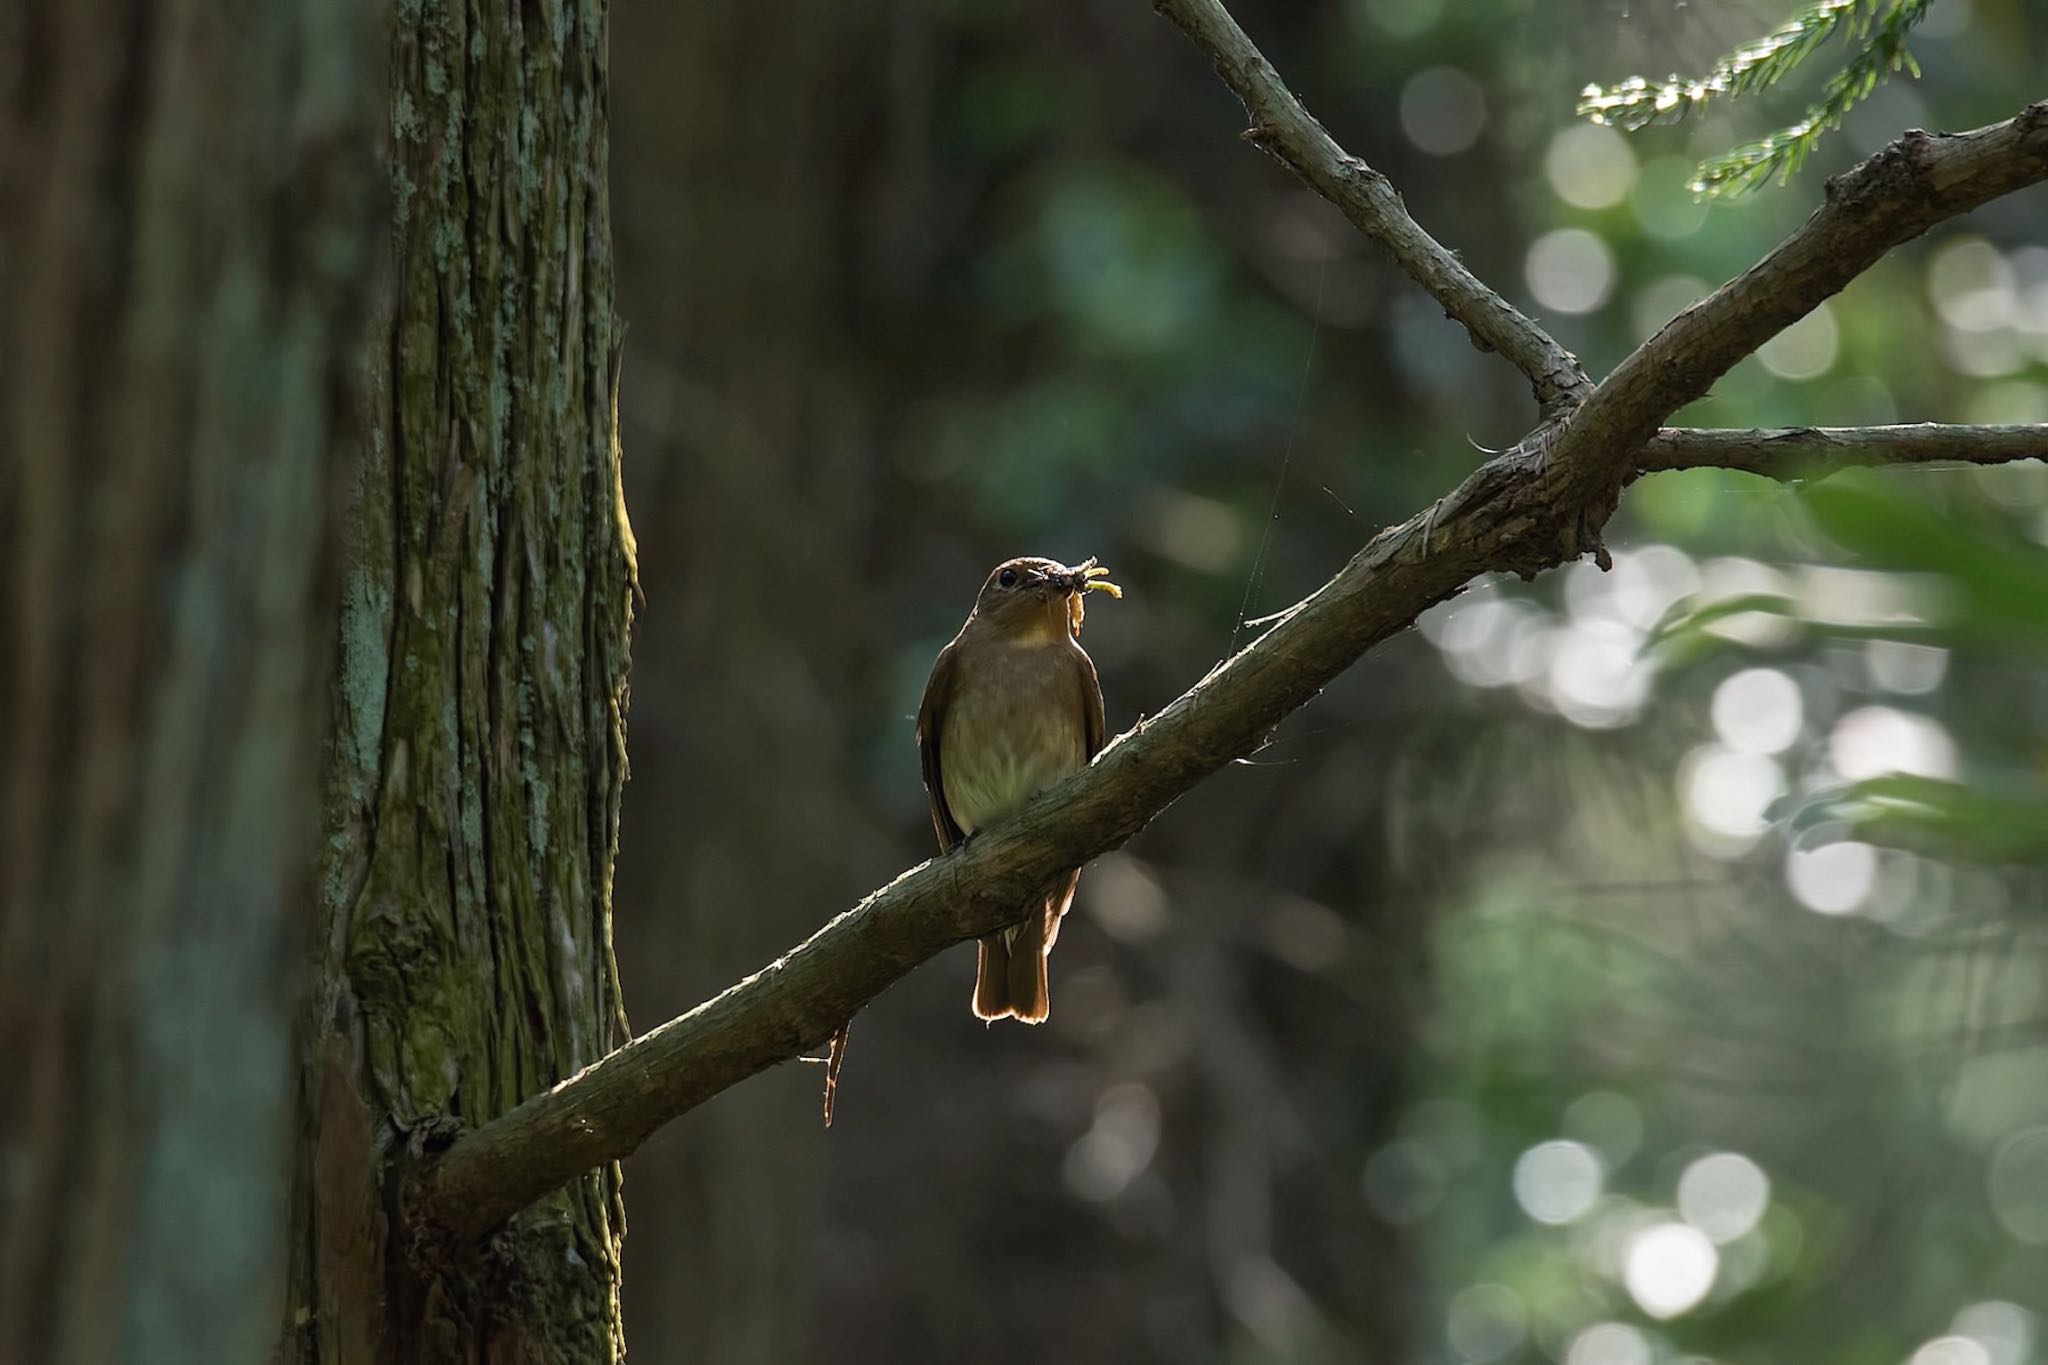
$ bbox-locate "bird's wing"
[916,640,967,851]
[1077,644,1105,760]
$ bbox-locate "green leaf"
[1798,476,2048,645]
[1641,592,1800,664]
[1791,774,2048,864]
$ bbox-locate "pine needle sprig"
[1578,0,1935,196]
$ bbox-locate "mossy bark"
[284,0,637,1359]
[0,0,377,1360]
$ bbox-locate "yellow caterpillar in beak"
[1067,557,1122,636]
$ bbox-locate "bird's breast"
[939,649,1088,835]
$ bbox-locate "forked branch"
[1149,0,1591,412]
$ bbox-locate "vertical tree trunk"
[284,1,636,1359]
[0,1,377,1361]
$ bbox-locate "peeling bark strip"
[0,0,377,1360]
[409,12,2048,1246]
[287,0,637,1359]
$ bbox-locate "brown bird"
[917,556,1118,1023]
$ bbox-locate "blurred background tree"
[607,1,2046,1362]
[0,2,376,1359]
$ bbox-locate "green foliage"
[1645,472,2048,662]
[1580,0,1934,195]
[1643,591,1802,664]
[1790,773,2048,864]
[1645,471,2048,868]
[1800,474,2048,646]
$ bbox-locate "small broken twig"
[821,1021,850,1127]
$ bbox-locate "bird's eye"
[998,568,1019,589]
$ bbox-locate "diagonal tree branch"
[408,57,2048,1251]
[1641,424,2048,479]
[1150,0,1591,412]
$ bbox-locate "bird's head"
[970,556,1121,641]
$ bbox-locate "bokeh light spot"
[1083,853,1170,943]
[1401,67,1487,156]
[1545,124,1637,209]
[1680,744,1785,851]
[1711,668,1802,755]
[1757,302,1839,381]
[1866,850,1955,936]
[1952,1301,2035,1365]
[1677,1151,1771,1242]
[1622,1222,1717,1319]
[1631,274,1710,344]
[1865,640,1949,695]
[1566,1321,1652,1365]
[1432,594,1557,691]
[1786,842,1877,916]
[1698,558,1795,646]
[1910,1338,1992,1365]
[1988,1126,2048,1243]
[1062,1082,1161,1202]
[1547,621,1650,729]
[1514,1140,1605,1225]
[1527,229,1616,315]
[1610,545,1701,630]
[1963,380,2048,425]
[1563,1091,1644,1166]
[1828,706,1957,782]
[1941,326,2026,378]
[1929,237,2017,332]
[1137,488,1241,573]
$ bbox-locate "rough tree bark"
[280,1,637,1360]
[0,1,376,1361]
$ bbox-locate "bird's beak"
[1030,567,1073,600]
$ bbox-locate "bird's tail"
[973,870,1081,1025]
[1005,922,1050,1024]
[973,935,1012,1021]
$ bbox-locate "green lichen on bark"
[294,0,634,1357]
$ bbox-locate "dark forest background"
[599,1,2048,1362]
